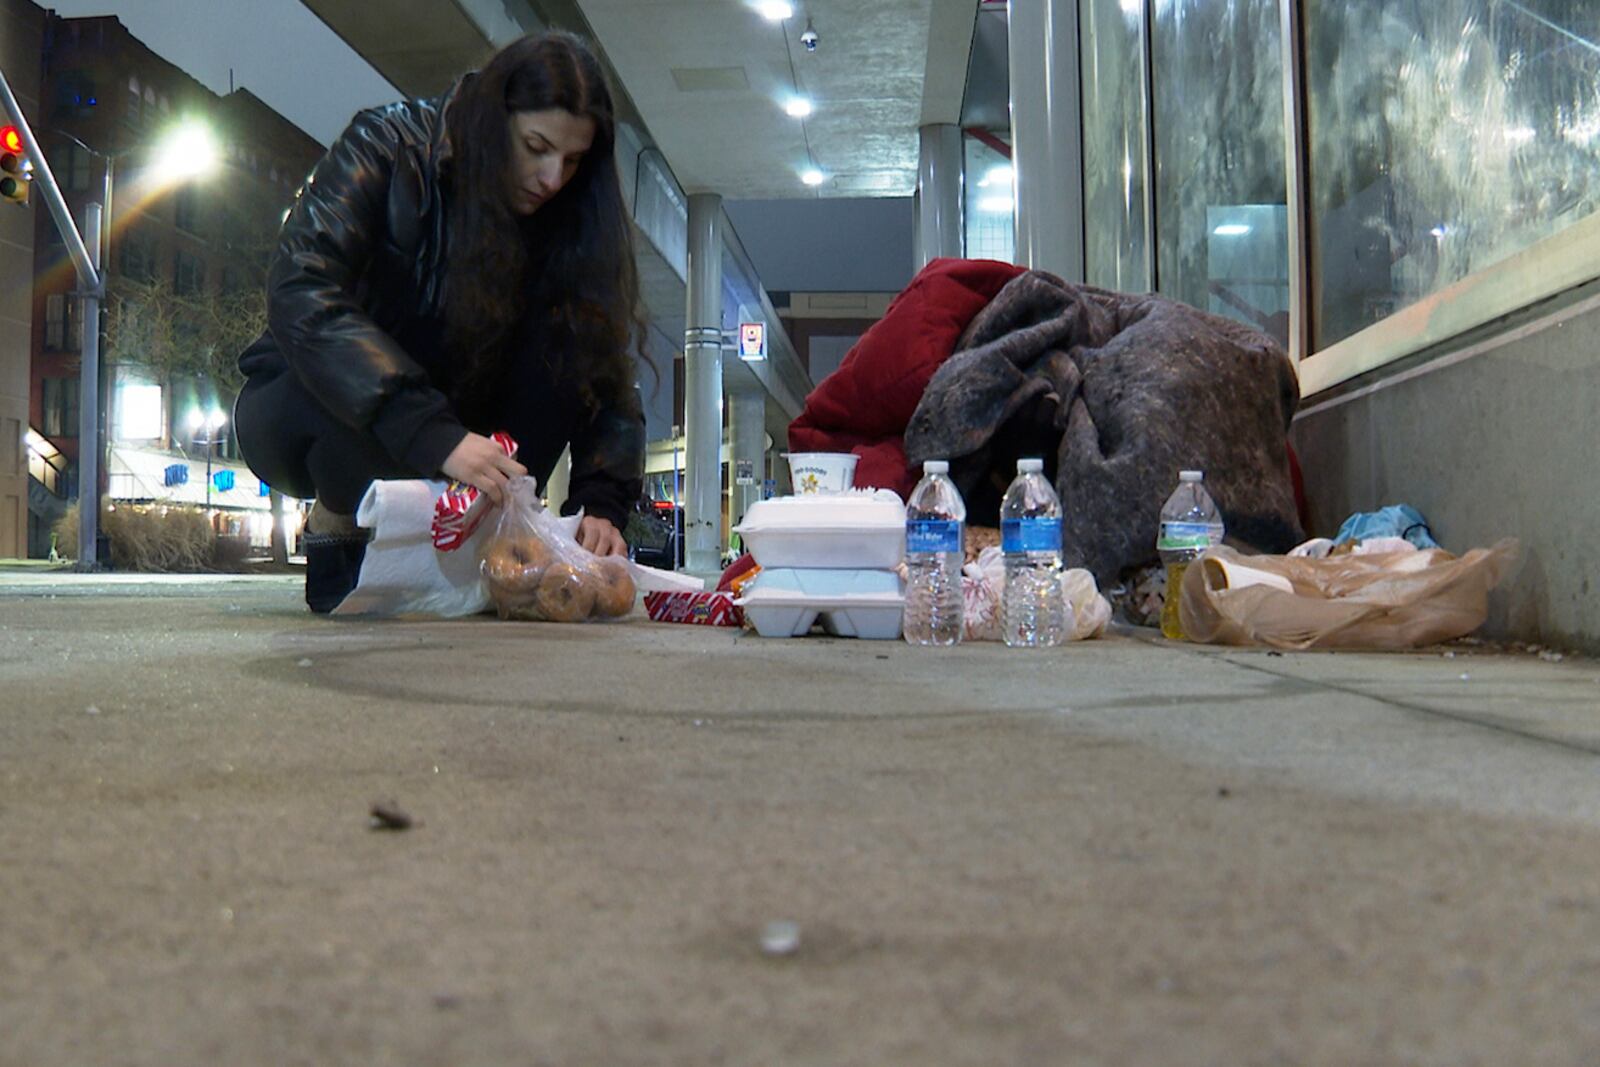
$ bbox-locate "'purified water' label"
[1002,517,1061,553]
[907,519,962,554]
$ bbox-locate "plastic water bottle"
[903,460,966,646]
[1157,470,1225,640]
[1000,458,1066,648]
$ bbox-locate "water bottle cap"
[923,460,949,474]
[1179,469,1204,482]
[1017,458,1044,473]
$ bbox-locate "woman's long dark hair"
[443,32,648,421]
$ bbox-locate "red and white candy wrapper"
[431,431,519,552]
[643,590,743,627]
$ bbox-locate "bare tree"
[102,273,289,563]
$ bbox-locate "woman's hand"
[441,432,528,507]
[577,516,627,557]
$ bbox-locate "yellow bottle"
[1160,561,1189,640]
[1156,470,1222,642]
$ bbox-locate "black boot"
[303,531,369,613]
[302,502,369,614]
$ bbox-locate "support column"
[914,123,964,269]
[728,388,764,536]
[1007,0,1085,281]
[683,192,724,577]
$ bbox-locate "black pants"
[234,371,414,515]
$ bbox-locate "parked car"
[626,499,683,570]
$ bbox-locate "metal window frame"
[1278,0,1312,367]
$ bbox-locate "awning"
[107,445,301,512]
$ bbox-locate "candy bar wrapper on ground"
[644,590,743,627]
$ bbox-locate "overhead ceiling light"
[1212,223,1251,236]
[800,168,825,186]
[1121,0,1142,14]
[784,96,813,118]
[977,163,1013,189]
[977,195,1013,213]
[755,1,794,20]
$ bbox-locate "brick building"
[0,0,44,559]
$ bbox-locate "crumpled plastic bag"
[1334,504,1440,549]
[1179,540,1519,650]
[1290,535,1418,559]
[479,476,638,622]
[335,476,699,618]
[334,478,506,618]
[961,546,1111,642]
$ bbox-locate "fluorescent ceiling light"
[785,97,813,118]
[977,195,1013,213]
[800,168,825,186]
[756,1,793,20]
[1212,223,1251,236]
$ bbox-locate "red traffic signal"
[1,124,29,206]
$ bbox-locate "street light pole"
[79,204,103,567]
[188,408,226,526]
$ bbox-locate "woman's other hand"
[441,432,528,506]
[577,516,626,557]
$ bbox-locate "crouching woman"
[234,31,647,611]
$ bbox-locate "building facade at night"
[24,11,323,556]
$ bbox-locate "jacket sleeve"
[266,108,466,476]
[560,385,646,532]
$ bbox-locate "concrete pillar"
[683,192,724,577]
[914,123,964,269]
[728,388,764,535]
[1007,0,1085,281]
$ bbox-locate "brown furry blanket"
[903,271,1303,584]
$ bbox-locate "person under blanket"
[233,32,648,612]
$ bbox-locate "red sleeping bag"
[786,257,1025,499]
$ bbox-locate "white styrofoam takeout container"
[737,568,906,639]
[734,490,906,570]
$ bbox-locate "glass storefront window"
[1082,0,1152,293]
[1306,1,1600,348]
[1151,0,1290,347]
[964,133,1015,263]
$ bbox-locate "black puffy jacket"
[239,82,645,529]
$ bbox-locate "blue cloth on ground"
[1334,505,1440,549]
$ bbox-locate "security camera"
[800,21,818,51]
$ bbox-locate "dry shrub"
[54,502,239,572]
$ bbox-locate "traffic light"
[1,125,31,206]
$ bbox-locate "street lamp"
[186,406,228,518]
[58,117,221,283]
[151,120,220,181]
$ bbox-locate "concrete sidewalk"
[3,573,1600,1066]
